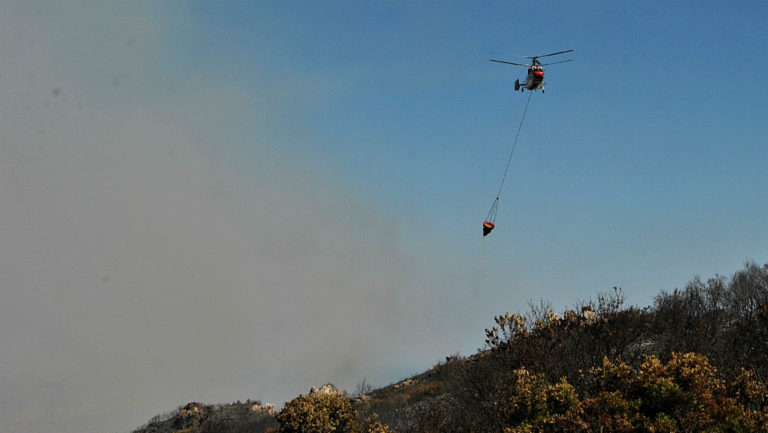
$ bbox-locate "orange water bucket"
[482,221,495,237]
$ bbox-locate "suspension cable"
[485,90,533,225]
[496,90,533,201]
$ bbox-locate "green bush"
[276,392,360,433]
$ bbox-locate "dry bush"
[277,393,360,433]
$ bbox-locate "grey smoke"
[0,4,486,433]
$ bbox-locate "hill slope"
[135,262,768,433]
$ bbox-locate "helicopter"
[490,49,574,93]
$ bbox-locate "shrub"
[363,414,394,433]
[276,392,360,433]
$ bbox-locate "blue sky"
[176,0,768,299]
[1,2,766,432]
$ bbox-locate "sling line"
[484,91,533,235]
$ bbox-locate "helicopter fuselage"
[521,65,545,91]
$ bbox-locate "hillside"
[134,400,277,433]
[135,262,768,433]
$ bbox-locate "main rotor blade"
[489,59,530,67]
[527,49,574,59]
[540,59,574,66]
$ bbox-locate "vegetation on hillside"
[273,390,393,433]
[135,262,768,433]
[457,353,768,432]
[367,261,768,432]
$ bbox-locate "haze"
[1,2,766,433]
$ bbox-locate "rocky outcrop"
[134,399,276,433]
[309,384,344,397]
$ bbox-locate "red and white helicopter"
[490,49,573,93]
